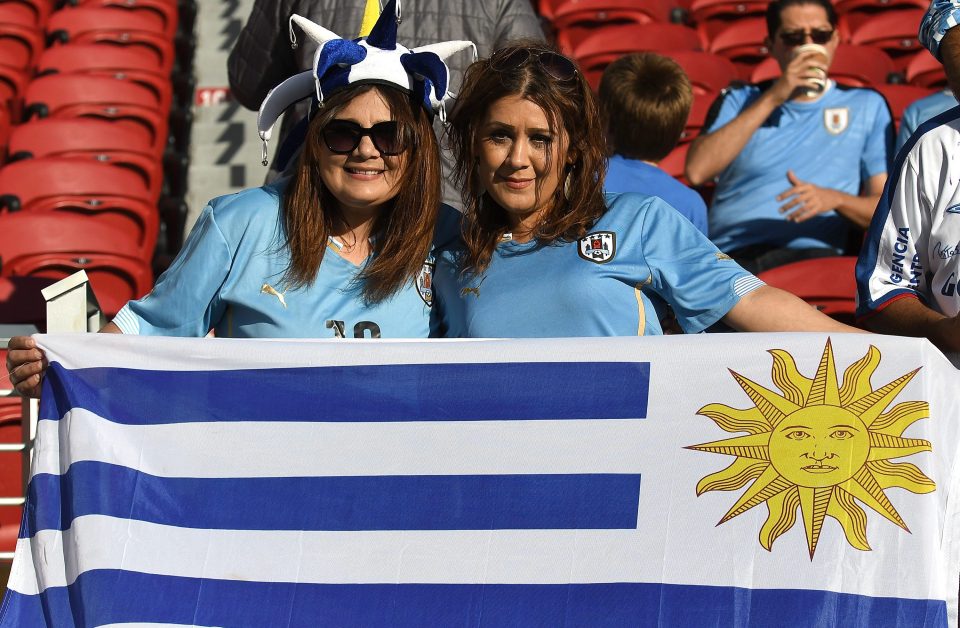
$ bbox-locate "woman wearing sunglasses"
[7,3,473,397]
[429,41,860,338]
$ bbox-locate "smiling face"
[769,406,870,488]
[318,88,407,218]
[768,3,839,72]
[474,94,571,237]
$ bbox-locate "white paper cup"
[793,43,828,95]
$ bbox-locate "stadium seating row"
[0,0,197,331]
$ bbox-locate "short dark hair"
[766,0,838,38]
[598,53,692,162]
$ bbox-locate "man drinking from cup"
[685,0,893,273]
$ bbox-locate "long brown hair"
[282,83,440,303]
[446,40,607,275]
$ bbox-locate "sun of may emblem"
[687,339,935,559]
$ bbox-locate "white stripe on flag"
[10,515,654,595]
[33,410,647,478]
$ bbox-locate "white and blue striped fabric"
[2,333,959,627]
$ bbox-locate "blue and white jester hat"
[257,0,475,156]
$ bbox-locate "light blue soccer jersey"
[604,155,708,235]
[896,90,957,151]
[706,82,893,253]
[431,192,763,338]
[113,180,457,339]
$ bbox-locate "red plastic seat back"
[575,23,702,88]
[0,22,44,71]
[906,49,948,88]
[757,256,859,324]
[71,0,178,39]
[37,43,163,75]
[0,0,53,27]
[0,158,153,208]
[873,84,937,127]
[707,18,770,79]
[660,50,739,97]
[552,0,673,54]
[24,73,160,116]
[9,118,154,158]
[0,212,153,315]
[690,0,769,43]
[847,8,926,70]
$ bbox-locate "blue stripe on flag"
[40,361,650,424]
[1,572,947,628]
[23,462,641,535]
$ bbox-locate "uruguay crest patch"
[578,231,616,264]
[417,259,435,306]
[823,107,849,135]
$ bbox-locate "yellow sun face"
[769,406,869,488]
[688,340,935,559]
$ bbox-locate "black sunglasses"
[489,48,578,82]
[778,28,835,47]
[321,120,408,156]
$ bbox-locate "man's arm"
[227,0,299,111]
[777,172,886,229]
[863,297,960,352]
[685,50,829,185]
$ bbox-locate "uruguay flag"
[2,333,958,627]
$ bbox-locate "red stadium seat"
[689,0,768,44]
[37,45,173,111]
[552,0,673,54]
[0,212,153,315]
[0,0,53,27]
[707,18,769,79]
[0,22,44,72]
[906,49,948,88]
[9,119,163,200]
[679,94,713,143]
[46,8,175,73]
[0,2,40,28]
[574,23,702,89]
[0,64,27,123]
[70,0,179,39]
[846,9,926,70]
[873,83,937,128]
[750,44,895,87]
[0,158,159,258]
[757,256,859,324]
[834,0,926,15]
[22,74,168,153]
[821,43,896,86]
[660,50,739,97]
[659,141,690,180]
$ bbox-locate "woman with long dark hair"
[433,41,859,337]
[8,2,471,395]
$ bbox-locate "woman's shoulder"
[206,178,287,222]
[602,191,673,219]
[201,178,287,237]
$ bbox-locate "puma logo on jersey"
[946,204,960,214]
[261,284,287,308]
[460,276,486,298]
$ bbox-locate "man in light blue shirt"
[896,88,957,151]
[685,0,893,273]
